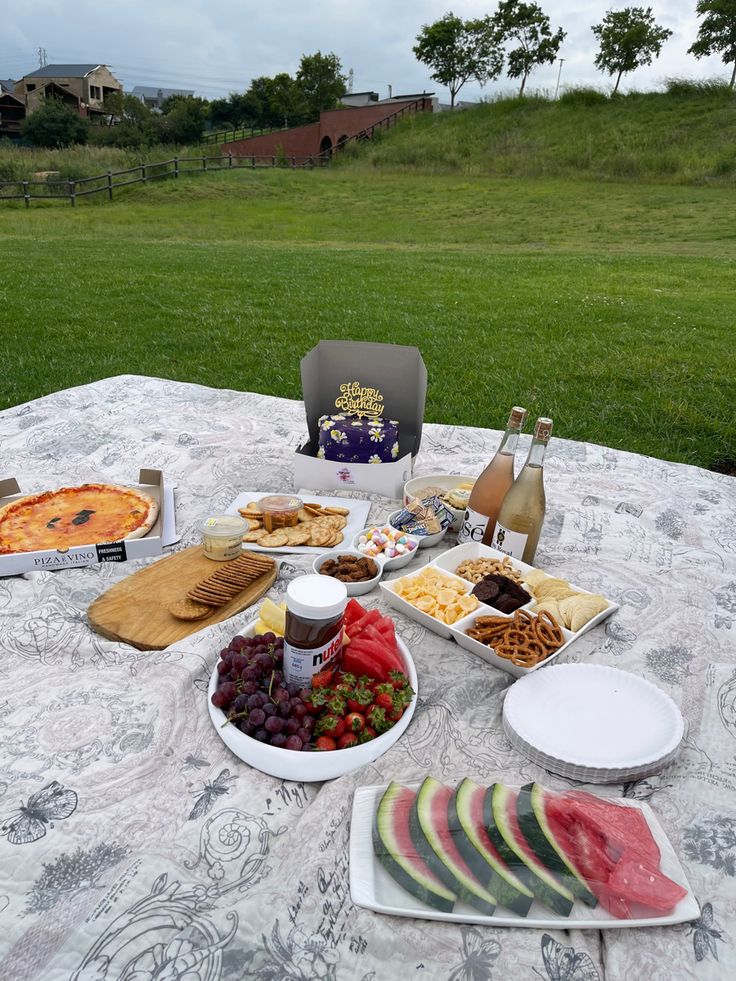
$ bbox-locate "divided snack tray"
[349,783,699,929]
[380,543,618,677]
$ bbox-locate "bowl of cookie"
[312,550,382,596]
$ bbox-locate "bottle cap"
[534,417,553,441]
[286,574,347,619]
[508,406,528,428]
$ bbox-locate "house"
[131,86,194,110]
[0,91,26,139]
[340,91,379,108]
[1,79,15,95]
[14,64,122,117]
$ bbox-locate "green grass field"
[2,99,735,471]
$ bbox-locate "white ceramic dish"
[349,783,699,928]
[387,509,448,549]
[312,548,382,596]
[379,564,480,640]
[225,491,370,555]
[208,620,418,782]
[503,664,685,773]
[450,609,576,679]
[352,526,421,572]
[403,473,477,532]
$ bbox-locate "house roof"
[0,91,24,105]
[22,64,102,79]
[131,85,194,99]
[1,79,15,93]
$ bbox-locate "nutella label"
[283,631,343,688]
[457,507,490,544]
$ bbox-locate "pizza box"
[0,469,177,576]
[293,340,427,499]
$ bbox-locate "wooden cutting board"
[88,546,278,651]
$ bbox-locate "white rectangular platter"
[350,783,699,929]
[225,491,370,555]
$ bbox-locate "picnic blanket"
[0,375,734,981]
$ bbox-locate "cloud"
[1,1,727,102]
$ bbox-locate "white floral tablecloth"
[0,375,734,981]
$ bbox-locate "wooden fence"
[0,97,432,207]
[0,152,323,206]
[201,125,284,146]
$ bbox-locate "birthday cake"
[317,414,400,463]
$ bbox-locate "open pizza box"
[0,469,178,576]
[293,340,427,499]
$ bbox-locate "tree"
[154,96,208,144]
[592,7,672,94]
[21,98,89,147]
[413,12,504,107]
[494,1,566,96]
[296,51,346,117]
[689,1,736,90]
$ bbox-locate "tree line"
[414,1,736,105]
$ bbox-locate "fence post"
[141,164,146,183]
[203,155,207,171]
[228,154,233,168]
[107,171,113,201]
[252,155,256,168]
[291,155,296,169]
[22,180,29,207]
[309,156,314,169]
[272,155,276,167]
[68,180,76,207]
[174,157,179,178]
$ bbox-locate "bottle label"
[490,522,528,560]
[283,631,342,688]
[457,507,490,544]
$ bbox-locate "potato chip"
[393,567,478,624]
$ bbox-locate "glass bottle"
[490,417,553,564]
[457,406,528,545]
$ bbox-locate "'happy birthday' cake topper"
[334,381,385,419]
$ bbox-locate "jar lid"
[286,574,347,619]
[258,494,303,513]
[198,514,247,536]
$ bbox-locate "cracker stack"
[169,552,275,621]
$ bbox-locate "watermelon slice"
[484,784,574,916]
[346,608,383,639]
[344,598,367,628]
[562,791,661,866]
[607,855,687,913]
[448,779,534,916]
[373,782,456,912]
[410,777,497,916]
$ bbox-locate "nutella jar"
[283,575,347,688]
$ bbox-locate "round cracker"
[243,528,268,543]
[169,597,212,620]
[260,530,289,548]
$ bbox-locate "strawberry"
[388,669,411,690]
[344,712,365,734]
[358,725,377,744]
[373,692,394,712]
[387,706,404,723]
[314,736,337,752]
[338,732,359,749]
[366,705,392,734]
[315,713,345,739]
[346,687,373,713]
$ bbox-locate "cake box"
[293,341,427,498]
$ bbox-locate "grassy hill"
[346,82,736,185]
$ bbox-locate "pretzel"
[465,608,564,668]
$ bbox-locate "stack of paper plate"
[502,664,685,784]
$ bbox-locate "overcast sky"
[1,1,726,102]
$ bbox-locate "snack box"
[0,469,177,576]
[293,340,427,499]
[382,543,619,677]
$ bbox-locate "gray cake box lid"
[300,340,427,458]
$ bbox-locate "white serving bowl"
[312,548,382,596]
[351,525,421,571]
[379,564,479,640]
[387,509,448,549]
[208,620,418,782]
[403,473,477,532]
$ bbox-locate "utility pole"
[554,58,565,99]
[348,68,354,94]
[37,47,48,67]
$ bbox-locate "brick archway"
[319,135,332,157]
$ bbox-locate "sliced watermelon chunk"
[346,608,383,639]
[607,855,687,914]
[410,777,497,916]
[562,790,661,866]
[373,782,456,912]
[344,598,368,628]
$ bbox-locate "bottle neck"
[522,437,548,469]
[497,426,522,456]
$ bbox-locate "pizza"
[0,483,159,555]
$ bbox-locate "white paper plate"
[349,783,699,928]
[208,620,418,782]
[503,665,685,771]
[225,491,370,555]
